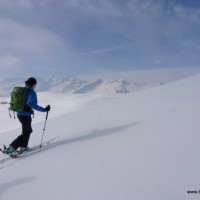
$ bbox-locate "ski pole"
[40,110,49,149]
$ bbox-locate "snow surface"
[0,74,200,200]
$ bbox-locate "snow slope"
[0,74,200,200]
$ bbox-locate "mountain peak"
[0,76,157,96]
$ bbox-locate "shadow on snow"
[0,177,35,197]
[20,121,141,159]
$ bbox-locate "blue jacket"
[17,85,46,116]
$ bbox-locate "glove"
[45,105,51,112]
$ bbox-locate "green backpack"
[9,87,30,112]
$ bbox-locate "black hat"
[25,77,37,86]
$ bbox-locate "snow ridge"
[0,76,160,96]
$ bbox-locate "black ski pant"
[10,115,33,150]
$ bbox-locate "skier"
[4,77,50,155]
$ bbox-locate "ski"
[0,137,59,159]
[0,145,37,158]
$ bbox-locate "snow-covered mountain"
[0,74,199,200]
[0,76,160,96]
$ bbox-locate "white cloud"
[58,44,134,57]
[173,5,200,23]
[154,60,161,64]
[14,0,34,8]
[0,55,22,69]
[0,0,34,9]
[62,0,122,17]
[80,67,200,84]
[0,17,66,58]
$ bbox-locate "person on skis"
[4,77,50,156]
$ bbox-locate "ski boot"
[3,145,18,158]
[17,147,30,155]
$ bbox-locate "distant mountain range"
[0,76,161,96]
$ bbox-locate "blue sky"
[0,0,200,79]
